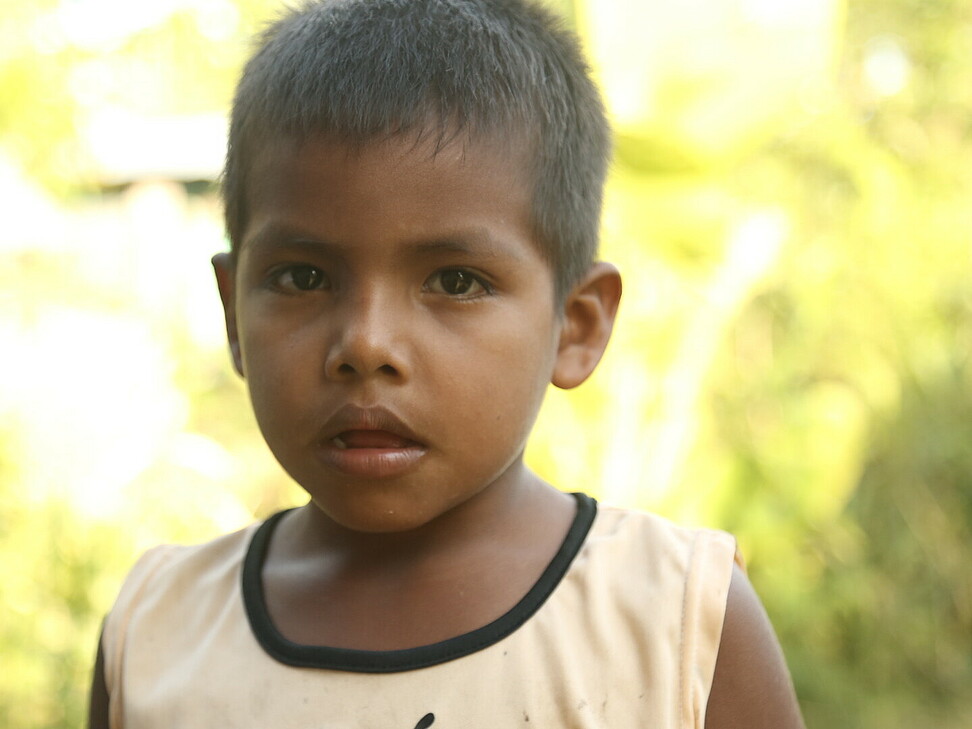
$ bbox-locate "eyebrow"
[411,234,522,261]
[244,222,527,262]
[243,223,338,253]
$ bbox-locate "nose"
[323,289,407,380]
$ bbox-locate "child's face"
[217,134,569,533]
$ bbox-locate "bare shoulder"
[705,564,806,729]
[88,629,109,729]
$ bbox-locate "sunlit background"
[2,0,971,726]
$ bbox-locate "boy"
[90,1,805,727]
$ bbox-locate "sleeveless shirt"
[101,494,740,728]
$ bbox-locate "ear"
[212,252,244,377]
[552,262,622,389]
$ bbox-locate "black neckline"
[241,492,597,673]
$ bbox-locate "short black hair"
[222,0,610,299]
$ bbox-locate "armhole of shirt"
[678,529,742,729]
[101,545,180,729]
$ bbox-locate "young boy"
[89,1,805,727]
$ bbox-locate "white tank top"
[102,494,739,728]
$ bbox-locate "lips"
[316,405,427,478]
[332,430,419,449]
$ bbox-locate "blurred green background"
[1,0,970,726]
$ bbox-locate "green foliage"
[0,0,279,191]
[0,467,134,728]
[671,0,972,725]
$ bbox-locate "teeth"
[332,436,347,449]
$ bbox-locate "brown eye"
[426,268,489,297]
[291,266,325,290]
[273,265,330,292]
[440,270,473,294]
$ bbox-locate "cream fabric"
[102,502,739,728]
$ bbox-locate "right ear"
[212,252,244,377]
[551,261,622,390]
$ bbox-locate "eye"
[425,268,490,298]
[271,264,330,292]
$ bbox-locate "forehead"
[246,129,529,196]
[240,132,543,260]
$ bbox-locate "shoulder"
[100,521,263,671]
[591,504,805,728]
[110,523,259,609]
[583,503,739,648]
[704,564,806,729]
[589,503,790,724]
[94,520,276,727]
[588,503,739,583]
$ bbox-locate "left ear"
[552,262,622,389]
[212,252,244,378]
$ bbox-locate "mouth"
[317,406,427,478]
[331,429,422,450]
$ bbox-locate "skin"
[88,132,803,728]
[216,133,619,648]
[220,134,606,539]
[706,565,807,728]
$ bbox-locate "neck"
[278,464,568,569]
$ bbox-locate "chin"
[308,492,449,536]
[337,511,429,535]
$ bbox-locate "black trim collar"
[242,492,597,673]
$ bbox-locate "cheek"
[239,325,318,428]
[452,326,557,433]
[240,306,318,374]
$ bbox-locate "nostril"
[328,361,399,378]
